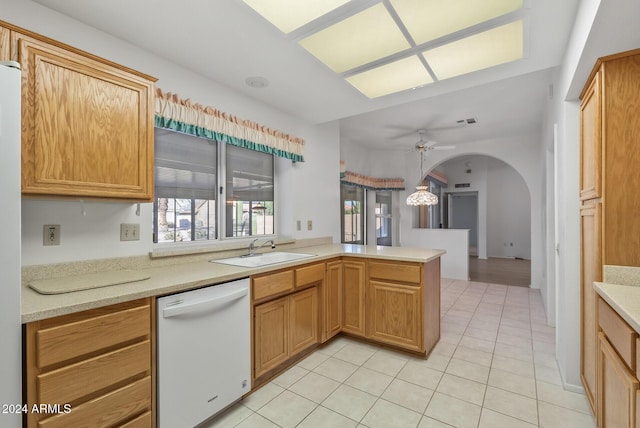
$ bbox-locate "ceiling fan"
[412,129,456,152]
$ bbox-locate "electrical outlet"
[43,224,60,246]
[120,223,140,241]
[307,220,312,231]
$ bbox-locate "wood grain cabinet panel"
[253,296,289,379]
[25,298,154,428]
[368,261,421,284]
[295,263,324,289]
[368,280,421,351]
[580,72,602,201]
[342,259,366,337]
[600,298,637,370]
[0,26,9,60]
[12,29,156,200]
[324,260,343,342]
[253,270,294,302]
[290,287,319,355]
[598,333,638,428]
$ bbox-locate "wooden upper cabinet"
[580,71,601,201]
[13,30,156,201]
[580,49,640,267]
[0,26,9,60]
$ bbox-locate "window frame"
[340,184,366,245]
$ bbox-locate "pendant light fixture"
[406,150,438,206]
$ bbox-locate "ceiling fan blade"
[431,145,456,150]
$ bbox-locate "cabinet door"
[342,259,366,337]
[289,287,319,356]
[254,297,289,379]
[324,260,343,342]
[368,280,422,351]
[598,333,638,428]
[580,71,602,201]
[16,33,155,200]
[581,202,602,413]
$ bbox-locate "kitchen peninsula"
[22,241,444,427]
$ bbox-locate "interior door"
[449,193,478,254]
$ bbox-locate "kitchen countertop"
[22,243,445,323]
[594,265,640,333]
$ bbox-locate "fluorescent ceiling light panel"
[390,0,523,44]
[346,55,433,98]
[423,20,523,81]
[242,0,351,34]
[299,3,410,73]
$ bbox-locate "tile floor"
[204,278,597,428]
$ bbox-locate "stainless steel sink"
[210,252,315,268]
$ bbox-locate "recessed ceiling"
[245,0,526,98]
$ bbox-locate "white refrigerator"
[0,61,22,427]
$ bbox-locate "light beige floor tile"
[204,403,253,427]
[499,324,532,338]
[446,309,475,319]
[397,361,444,389]
[418,416,455,427]
[436,373,486,405]
[483,386,538,425]
[242,382,285,411]
[333,343,377,366]
[478,408,536,428]
[499,317,531,331]
[535,364,563,385]
[488,368,536,398]
[536,381,592,414]
[313,357,359,383]
[431,341,457,357]
[453,345,493,367]
[321,384,377,421]
[445,358,490,384]
[538,401,597,428]
[257,390,317,428]
[289,372,340,403]
[533,340,556,355]
[317,337,349,356]
[345,366,393,396]
[439,332,462,345]
[496,332,532,349]
[533,349,558,369]
[297,405,358,428]
[425,392,482,428]
[423,352,450,371]
[459,335,495,353]
[491,354,535,378]
[235,412,280,428]
[272,365,309,389]
[363,351,407,377]
[381,378,434,413]
[361,399,422,428]
[297,351,331,370]
[533,329,555,344]
[493,342,534,363]
[465,327,498,342]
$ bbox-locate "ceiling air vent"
[456,117,477,125]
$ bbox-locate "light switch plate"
[307,220,312,231]
[120,223,140,241]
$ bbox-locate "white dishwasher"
[157,278,251,428]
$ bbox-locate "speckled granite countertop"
[594,265,640,333]
[22,243,445,323]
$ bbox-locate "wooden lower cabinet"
[254,296,290,379]
[598,333,638,428]
[253,287,319,380]
[324,260,343,341]
[24,298,154,428]
[368,280,421,351]
[342,258,366,337]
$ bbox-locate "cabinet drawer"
[599,298,637,370]
[36,302,150,368]
[295,263,324,288]
[369,261,421,284]
[38,376,151,428]
[120,411,152,428]
[37,340,150,405]
[253,270,294,301]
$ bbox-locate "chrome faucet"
[248,239,275,256]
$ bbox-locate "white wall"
[5,1,341,266]
[403,229,470,280]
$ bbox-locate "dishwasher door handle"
[162,287,248,318]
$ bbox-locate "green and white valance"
[155,88,305,162]
[341,171,405,191]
